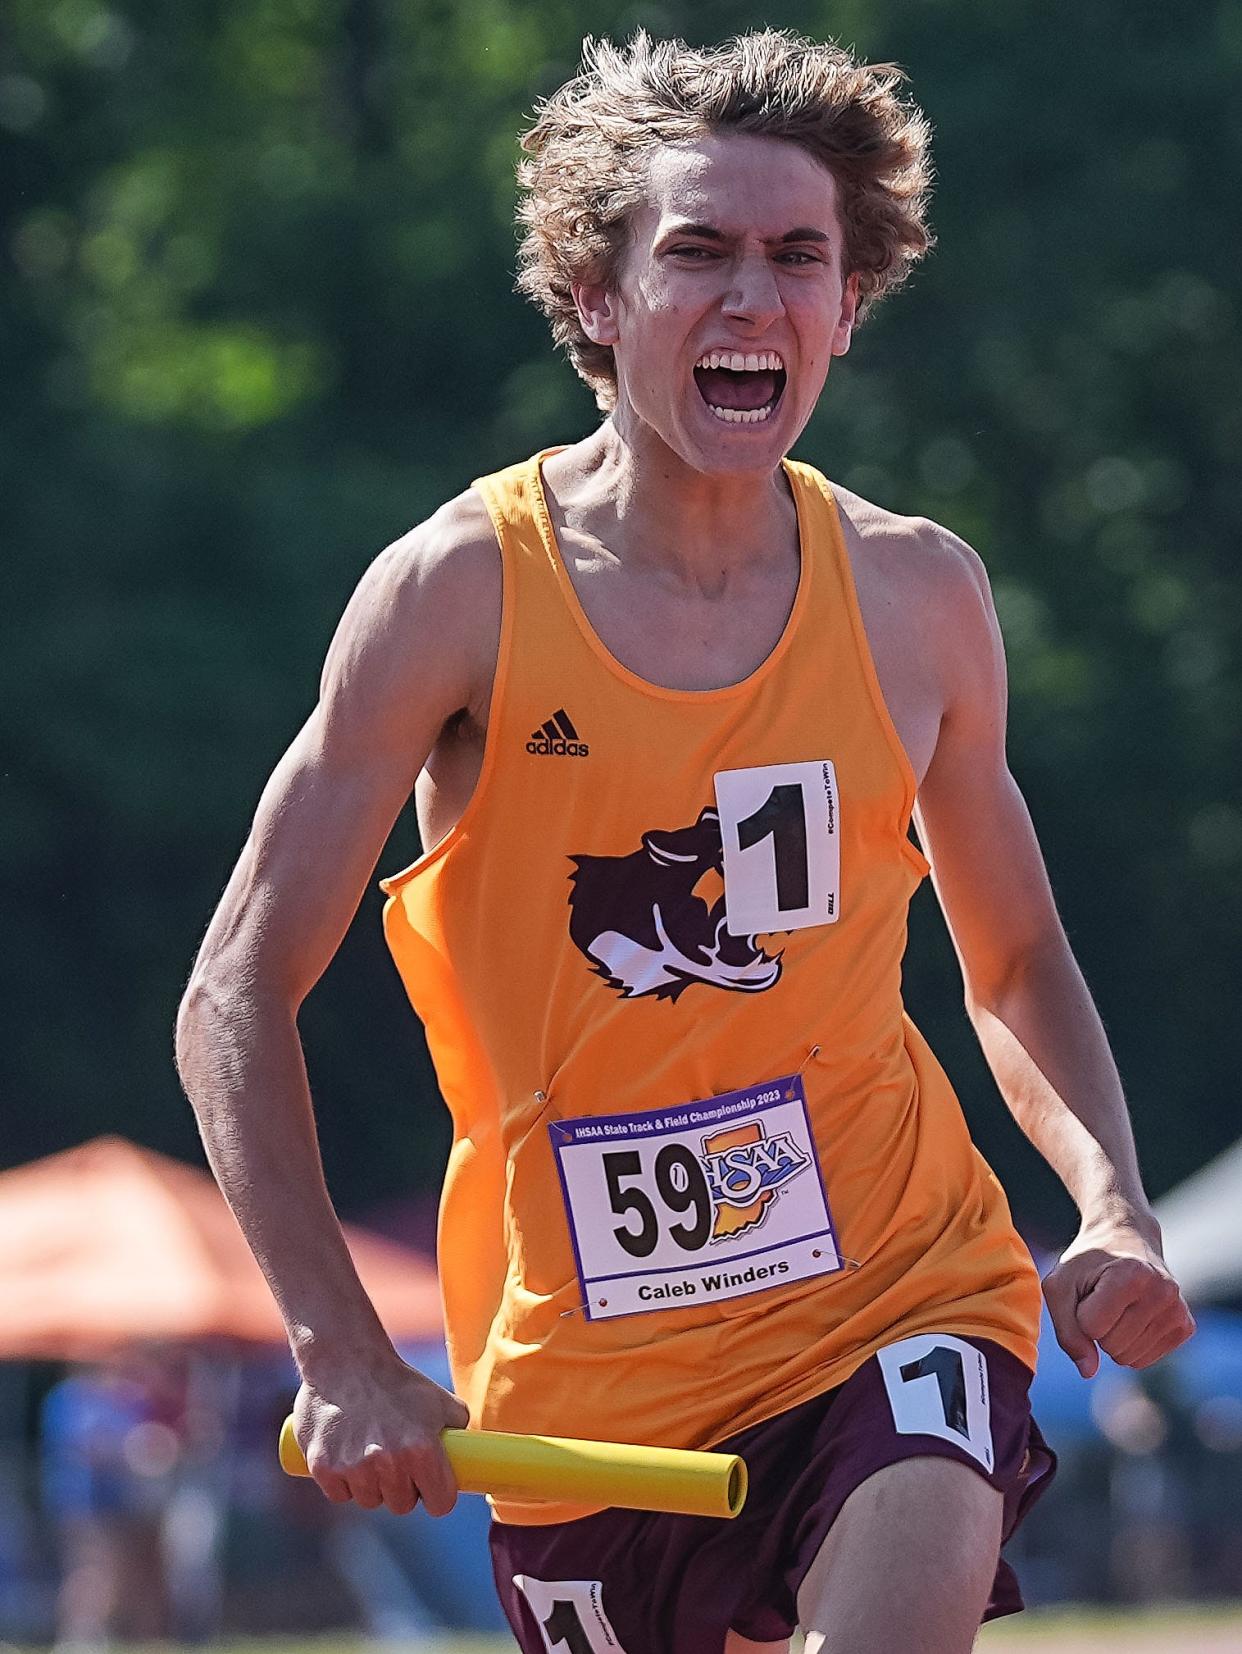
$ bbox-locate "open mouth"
[693,350,787,425]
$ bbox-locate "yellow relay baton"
[279,1417,747,1519]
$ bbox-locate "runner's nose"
[721,254,786,329]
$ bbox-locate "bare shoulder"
[826,483,1003,763]
[407,485,500,597]
[320,486,501,737]
[829,482,993,621]
[330,487,498,667]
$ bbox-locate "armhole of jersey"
[801,465,930,881]
[903,819,932,880]
[378,481,514,893]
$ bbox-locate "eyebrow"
[660,220,832,246]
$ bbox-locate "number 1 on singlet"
[715,760,840,936]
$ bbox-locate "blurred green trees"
[2,0,1238,1235]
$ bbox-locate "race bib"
[550,1075,841,1321]
[714,760,841,936]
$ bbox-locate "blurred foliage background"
[2,0,1238,1242]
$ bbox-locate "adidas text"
[526,736,590,758]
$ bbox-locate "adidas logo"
[527,707,589,758]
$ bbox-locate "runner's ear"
[571,279,621,347]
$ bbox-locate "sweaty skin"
[175,130,1192,1633]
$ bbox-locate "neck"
[543,415,796,587]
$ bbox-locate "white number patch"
[513,1576,627,1653]
[876,1333,994,1472]
[714,760,840,937]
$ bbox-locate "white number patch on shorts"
[714,759,841,936]
[513,1576,627,1653]
[876,1333,995,1472]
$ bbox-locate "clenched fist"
[1042,1218,1195,1378]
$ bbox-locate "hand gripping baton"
[279,1416,747,1518]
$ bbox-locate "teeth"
[707,401,777,424]
[694,350,786,372]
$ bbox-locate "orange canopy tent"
[0,1137,443,1359]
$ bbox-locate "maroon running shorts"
[489,1332,1056,1653]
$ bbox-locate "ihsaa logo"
[701,1117,810,1239]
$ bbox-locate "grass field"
[90,1610,1242,1653]
[975,1605,1242,1650]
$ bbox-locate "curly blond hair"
[516,29,934,411]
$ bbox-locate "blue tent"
[1029,1303,1242,1435]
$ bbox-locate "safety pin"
[783,1044,821,1099]
[535,1089,572,1137]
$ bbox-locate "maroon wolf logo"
[568,808,783,1002]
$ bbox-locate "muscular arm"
[913,529,1194,1376]
[175,491,499,1508]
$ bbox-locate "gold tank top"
[381,449,1042,1523]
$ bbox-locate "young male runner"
[176,30,1194,1654]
